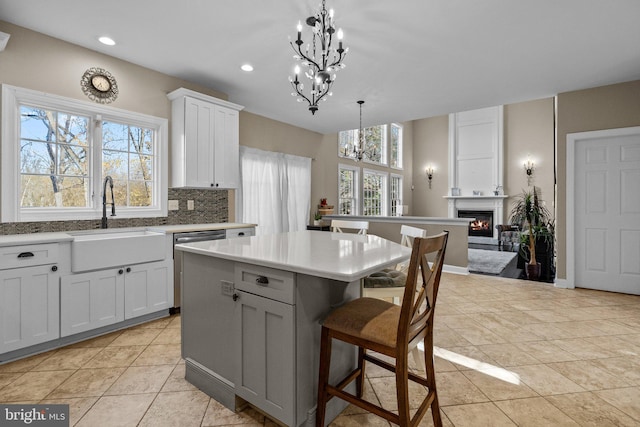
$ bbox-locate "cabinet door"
[60,269,124,337]
[234,291,295,426]
[184,97,216,187]
[213,106,239,188]
[124,260,171,319]
[0,265,60,353]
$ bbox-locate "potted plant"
[509,187,554,281]
[313,211,323,226]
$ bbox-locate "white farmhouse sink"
[70,229,166,272]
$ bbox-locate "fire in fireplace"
[458,210,494,237]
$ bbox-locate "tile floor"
[1,273,639,426]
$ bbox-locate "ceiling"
[1,0,639,134]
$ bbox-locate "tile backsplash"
[0,188,229,235]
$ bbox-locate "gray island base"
[177,231,411,426]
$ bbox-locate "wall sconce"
[426,165,434,189]
[524,157,535,185]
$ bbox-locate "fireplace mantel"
[443,195,509,200]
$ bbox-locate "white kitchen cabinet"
[0,244,61,354]
[124,260,171,319]
[234,290,295,426]
[60,259,171,336]
[60,268,124,337]
[168,88,244,189]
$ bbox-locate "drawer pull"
[255,276,269,286]
[17,252,35,258]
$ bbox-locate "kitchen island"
[176,230,411,427]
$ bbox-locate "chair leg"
[316,327,332,427]
[356,346,366,398]
[396,353,411,426]
[423,332,442,427]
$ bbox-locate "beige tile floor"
[1,273,639,426]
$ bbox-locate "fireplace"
[458,210,493,237]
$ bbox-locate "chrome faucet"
[101,176,116,229]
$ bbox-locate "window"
[390,174,403,216]
[390,123,403,169]
[363,169,387,216]
[338,164,359,215]
[338,125,387,165]
[2,85,168,222]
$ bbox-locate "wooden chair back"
[330,219,369,235]
[398,232,448,350]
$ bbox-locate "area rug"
[468,248,518,275]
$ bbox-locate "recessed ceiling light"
[98,36,116,46]
[241,64,254,72]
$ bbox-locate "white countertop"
[176,230,412,282]
[0,223,256,247]
[147,223,256,233]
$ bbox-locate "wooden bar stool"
[316,232,448,427]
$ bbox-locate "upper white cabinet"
[168,88,244,189]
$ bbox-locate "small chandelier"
[342,100,376,162]
[289,0,348,115]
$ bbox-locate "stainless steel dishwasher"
[173,229,226,310]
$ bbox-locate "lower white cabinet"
[60,268,125,337]
[61,260,171,337]
[0,264,60,354]
[124,260,171,319]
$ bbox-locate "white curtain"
[238,146,311,236]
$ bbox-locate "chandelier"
[289,0,348,115]
[342,100,376,162]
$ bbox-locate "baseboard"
[185,358,237,411]
[554,278,574,289]
[443,264,469,275]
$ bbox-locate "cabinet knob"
[126,267,132,273]
[232,293,239,301]
[211,183,215,187]
[118,269,124,275]
[51,265,58,272]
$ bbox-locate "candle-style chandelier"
[289,0,348,115]
[342,100,376,162]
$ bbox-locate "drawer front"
[234,263,295,304]
[226,227,255,239]
[0,243,60,270]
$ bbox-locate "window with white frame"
[363,169,387,216]
[1,85,167,222]
[337,164,359,215]
[390,123,403,169]
[338,124,387,165]
[390,174,403,216]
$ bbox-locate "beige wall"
[555,80,640,279]
[411,98,556,222]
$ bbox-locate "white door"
[571,127,640,294]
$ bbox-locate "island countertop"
[175,230,411,282]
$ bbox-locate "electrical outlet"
[187,200,194,210]
[221,280,234,296]
[168,200,179,210]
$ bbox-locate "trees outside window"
[363,169,387,216]
[2,85,167,222]
[390,174,403,216]
[338,164,359,215]
[390,123,402,169]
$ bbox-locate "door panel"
[574,129,640,294]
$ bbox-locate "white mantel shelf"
[443,195,509,199]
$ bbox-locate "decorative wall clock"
[81,67,118,104]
